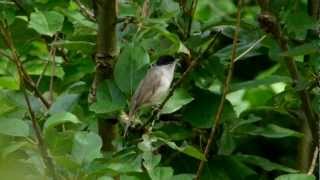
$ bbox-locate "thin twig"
[142,31,222,128]
[186,0,198,38]
[74,0,96,21]
[10,0,28,14]
[195,0,243,179]
[307,146,319,175]
[36,61,50,88]
[36,35,59,88]
[49,35,58,103]
[22,89,58,180]
[0,49,12,60]
[234,35,266,62]
[257,1,318,170]
[0,22,57,180]
[0,23,51,109]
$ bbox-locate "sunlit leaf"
[29,10,64,36]
[114,43,150,95]
[275,174,315,180]
[0,118,29,137]
[72,131,102,164]
[162,88,194,114]
[43,112,80,134]
[235,154,298,173]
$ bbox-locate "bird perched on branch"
[124,55,178,136]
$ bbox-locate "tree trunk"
[91,0,118,151]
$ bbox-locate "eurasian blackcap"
[124,55,178,136]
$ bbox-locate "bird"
[124,55,178,136]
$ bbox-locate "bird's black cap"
[155,55,175,66]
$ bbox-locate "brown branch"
[186,0,198,38]
[195,0,243,179]
[49,35,58,103]
[75,0,96,21]
[0,23,51,109]
[142,31,221,128]
[308,0,320,19]
[0,22,57,180]
[10,0,28,14]
[36,60,50,88]
[257,1,318,171]
[89,0,118,151]
[307,146,319,175]
[22,90,58,180]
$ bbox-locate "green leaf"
[275,174,316,180]
[24,60,65,79]
[218,130,236,155]
[171,174,194,180]
[158,138,206,161]
[0,118,29,137]
[72,131,102,164]
[119,2,139,17]
[114,43,150,95]
[43,112,80,134]
[120,175,142,180]
[50,40,95,54]
[183,89,236,128]
[247,124,303,138]
[160,0,180,18]
[285,11,317,40]
[149,167,174,180]
[195,0,236,24]
[90,80,126,114]
[202,156,257,180]
[49,94,79,115]
[162,88,194,114]
[1,141,27,158]
[281,41,320,57]
[143,152,161,171]
[0,76,19,90]
[140,26,184,57]
[29,10,64,36]
[235,154,298,173]
[230,76,291,92]
[157,124,192,141]
[60,9,97,30]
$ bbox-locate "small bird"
[124,55,178,136]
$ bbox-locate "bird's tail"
[124,105,137,137]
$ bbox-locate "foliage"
[0,0,319,179]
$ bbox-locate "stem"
[257,2,318,171]
[0,22,57,180]
[308,0,320,19]
[307,147,319,175]
[195,0,243,179]
[0,23,50,109]
[49,35,58,103]
[75,0,96,21]
[90,0,118,151]
[22,90,58,180]
[186,0,198,38]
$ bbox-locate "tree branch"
[0,22,51,109]
[307,146,319,175]
[186,0,198,38]
[89,0,118,151]
[195,0,243,179]
[75,0,96,21]
[257,2,318,171]
[0,21,57,180]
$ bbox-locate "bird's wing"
[130,68,162,113]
